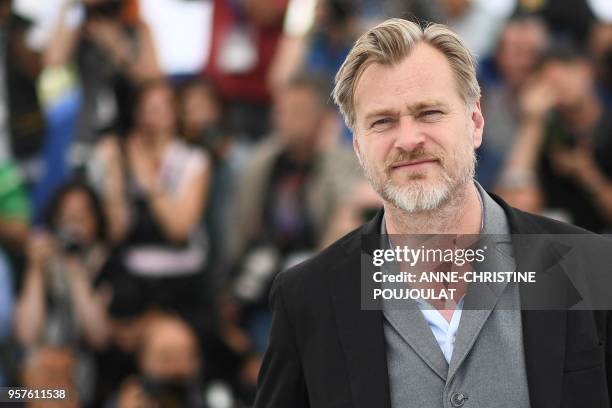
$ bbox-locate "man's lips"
[390,159,439,170]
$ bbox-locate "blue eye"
[421,110,443,120]
[374,118,390,125]
[371,118,394,129]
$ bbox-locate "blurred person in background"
[206,0,288,140]
[269,0,361,92]
[178,78,248,289]
[109,314,210,408]
[225,73,360,397]
[476,14,549,188]
[498,45,612,232]
[0,0,45,188]
[89,80,214,342]
[99,293,237,407]
[513,0,597,46]
[227,72,360,286]
[14,180,110,348]
[20,346,79,408]
[14,180,111,404]
[227,72,360,264]
[44,0,161,157]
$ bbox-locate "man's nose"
[393,116,426,152]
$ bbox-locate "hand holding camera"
[519,75,559,122]
[26,231,55,271]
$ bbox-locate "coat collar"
[492,193,569,408]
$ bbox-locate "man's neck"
[384,181,482,235]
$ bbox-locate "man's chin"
[383,183,451,213]
[386,174,433,191]
[387,169,429,183]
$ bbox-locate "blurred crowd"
[0,0,610,406]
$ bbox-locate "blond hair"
[332,19,481,129]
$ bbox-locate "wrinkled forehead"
[353,44,463,121]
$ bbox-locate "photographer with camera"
[44,0,160,147]
[13,180,113,404]
[14,180,111,352]
[109,313,220,408]
[498,45,612,232]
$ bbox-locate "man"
[21,346,79,408]
[227,72,360,300]
[477,14,549,190]
[113,314,206,407]
[254,18,612,408]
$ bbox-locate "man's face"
[273,86,324,147]
[497,22,547,88]
[352,43,484,213]
[22,347,78,408]
[140,319,199,381]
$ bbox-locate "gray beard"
[361,149,476,214]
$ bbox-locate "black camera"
[56,227,86,255]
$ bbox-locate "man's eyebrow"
[408,100,448,112]
[362,100,449,123]
[363,108,398,122]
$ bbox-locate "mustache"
[384,146,443,170]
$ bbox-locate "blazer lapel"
[328,210,392,408]
[383,305,449,381]
[492,194,568,408]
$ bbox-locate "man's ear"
[471,100,484,149]
[353,133,364,166]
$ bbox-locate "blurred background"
[0,0,610,406]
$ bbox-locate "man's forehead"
[353,43,460,117]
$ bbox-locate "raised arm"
[14,233,53,347]
[43,2,81,68]
[63,253,110,350]
[143,151,211,244]
[90,137,130,244]
[81,18,162,83]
